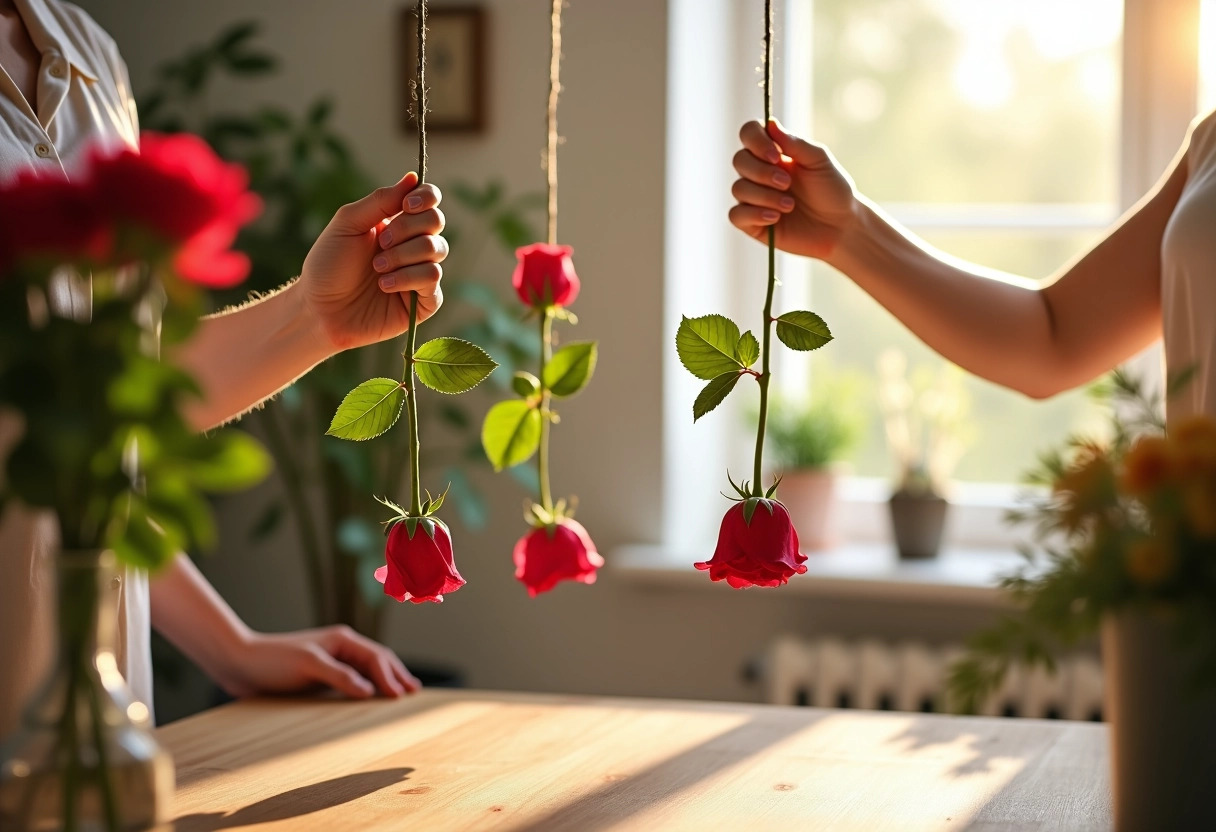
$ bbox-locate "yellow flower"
[1120,435,1174,497]
[1125,539,1177,587]
[1171,416,1216,480]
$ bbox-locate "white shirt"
[1164,110,1216,424]
[0,0,151,738]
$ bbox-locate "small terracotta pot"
[888,490,948,559]
[777,469,837,551]
[1102,608,1216,832]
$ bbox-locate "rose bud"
[373,517,465,603]
[695,499,806,588]
[512,242,580,309]
[513,517,604,597]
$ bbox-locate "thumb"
[305,646,375,699]
[766,119,830,170]
[332,172,421,234]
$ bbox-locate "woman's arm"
[731,120,1192,399]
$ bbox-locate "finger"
[305,647,375,699]
[377,262,442,296]
[732,149,792,190]
[404,183,442,214]
[333,172,420,233]
[728,204,782,237]
[373,234,448,273]
[731,179,796,213]
[415,284,444,322]
[326,629,408,698]
[378,207,446,250]
[766,119,831,169]
[391,658,422,693]
[739,120,783,164]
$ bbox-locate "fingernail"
[407,194,423,211]
[380,229,393,247]
[373,255,388,271]
[761,209,781,222]
[773,170,792,187]
[780,196,795,210]
[379,274,396,290]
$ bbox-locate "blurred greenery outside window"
[770,0,1216,494]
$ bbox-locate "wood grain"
[156,689,1111,831]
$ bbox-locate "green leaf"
[227,52,277,74]
[326,378,405,440]
[215,21,260,55]
[481,400,542,471]
[307,98,334,126]
[187,430,272,492]
[775,311,833,351]
[676,315,743,380]
[693,371,741,422]
[414,338,498,395]
[512,371,541,398]
[543,342,598,398]
[738,331,760,367]
[248,502,284,542]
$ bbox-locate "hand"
[730,119,860,261]
[214,625,422,700]
[300,173,447,353]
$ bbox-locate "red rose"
[88,132,260,285]
[0,169,113,273]
[373,517,465,603]
[695,499,806,588]
[513,517,604,597]
[512,242,580,309]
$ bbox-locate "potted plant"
[877,349,971,559]
[763,383,864,550]
[949,370,1216,831]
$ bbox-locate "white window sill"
[610,542,1031,607]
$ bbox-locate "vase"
[0,551,174,831]
[1102,608,1216,832]
[777,469,837,551]
[888,490,948,559]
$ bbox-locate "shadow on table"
[509,709,827,832]
[174,767,415,831]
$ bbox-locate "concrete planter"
[778,469,837,551]
[887,490,948,559]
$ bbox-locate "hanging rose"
[0,169,114,273]
[373,503,465,604]
[695,490,807,589]
[513,515,604,597]
[512,242,580,309]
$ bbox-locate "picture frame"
[402,5,487,134]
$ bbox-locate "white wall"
[75,0,997,707]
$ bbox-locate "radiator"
[753,635,1105,721]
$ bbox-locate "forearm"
[172,279,334,431]
[148,553,252,685]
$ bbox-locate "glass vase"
[0,551,174,831]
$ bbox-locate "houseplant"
[949,369,1216,831]
[762,384,863,550]
[877,349,971,558]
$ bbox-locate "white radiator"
[754,635,1105,721]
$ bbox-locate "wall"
[75,0,999,712]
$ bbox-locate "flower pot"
[0,551,173,831]
[777,469,838,551]
[887,490,948,559]
[1102,608,1216,832]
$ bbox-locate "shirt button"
[111,575,122,590]
[49,65,65,78]
[34,143,51,158]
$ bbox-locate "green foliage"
[763,388,864,470]
[413,338,499,395]
[776,311,834,352]
[512,371,541,398]
[694,371,742,422]
[676,315,744,380]
[543,341,598,398]
[737,331,760,367]
[481,400,543,471]
[325,379,405,441]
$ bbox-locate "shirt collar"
[12,0,101,82]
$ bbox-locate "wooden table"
[157,690,1112,831]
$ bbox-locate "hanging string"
[417,0,428,183]
[403,0,428,517]
[753,0,777,493]
[546,0,562,245]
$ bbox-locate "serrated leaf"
[693,371,741,422]
[481,400,542,471]
[738,331,760,367]
[543,341,597,397]
[676,315,743,380]
[775,311,833,351]
[414,338,498,394]
[512,371,541,398]
[326,378,405,440]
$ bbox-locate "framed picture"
[402,5,487,134]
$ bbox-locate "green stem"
[60,661,79,832]
[403,293,423,516]
[752,0,777,497]
[537,310,555,512]
[86,676,120,832]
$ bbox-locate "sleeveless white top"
[0,0,151,738]
[1163,110,1216,423]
